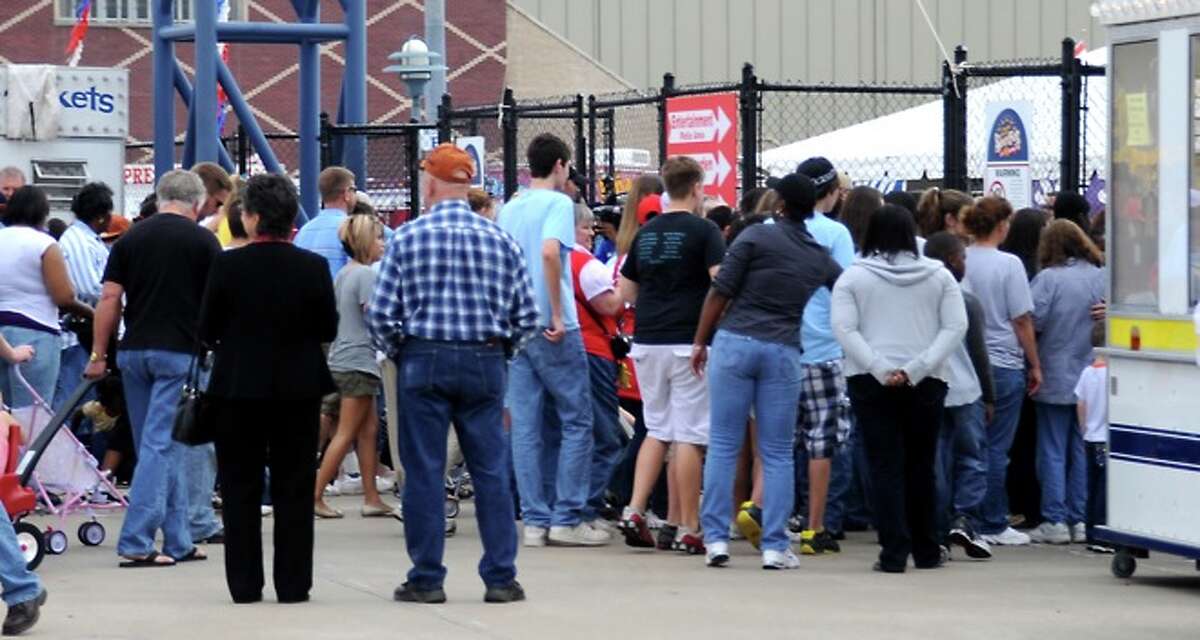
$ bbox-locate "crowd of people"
[0,130,1114,629]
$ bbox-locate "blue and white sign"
[983,101,1033,209]
[456,136,486,188]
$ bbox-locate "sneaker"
[705,541,730,567]
[618,507,656,548]
[1071,522,1087,544]
[645,511,667,530]
[736,501,763,550]
[334,474,364,496]
[548,523,611,546]
[2,589,46,636]
[980,526,1031,546]
[762,548,801,570]
[1028,522,1071,545]
[655,524,678,551]
[523,525,547,548]
[728,523,745,541]
[948,518,993,560]
[587,519,618,535]
[787,514,807,533]
[375,475,396,493]
[393,582,446,604]
[445,519,457,538]
[800,530,840,555]
[674,528,705,555]
[484,581,525,604]
[916,545,950,569]
[260,505,274,517]
[322,482,341,497]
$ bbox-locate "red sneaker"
[674,529,705,555]
[618,507,655,548]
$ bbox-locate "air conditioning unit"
[31,158,89,214]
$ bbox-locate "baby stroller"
[5,365,127,567]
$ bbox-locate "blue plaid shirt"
[367,199,539,358]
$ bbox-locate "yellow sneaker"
[735,501,763,550]
[800,529,841,555]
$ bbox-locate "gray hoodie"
[831,253,968,385]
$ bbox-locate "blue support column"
[152,0,175,179]
[342,0,367,187]
[173,62,236,172]
[297,1,321,221]
[193,0,219,164]
[214,61,286,178]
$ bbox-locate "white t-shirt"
[1073,361,1108,443]
[574,245,614,301]
[0,226,59,332]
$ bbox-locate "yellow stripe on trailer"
[1109,316,1197,352]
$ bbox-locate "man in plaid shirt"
[367,144,537,605]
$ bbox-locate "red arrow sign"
[666,93,738,206]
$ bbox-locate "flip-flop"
[119,551,175,568]
[176,547,207,563]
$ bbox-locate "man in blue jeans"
[368,143,538,604]
[499,134,606,548]
[86,170,220,567]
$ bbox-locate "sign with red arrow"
[666,93,737,206]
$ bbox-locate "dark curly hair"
[1,186,50,228]
[70,182,114,226]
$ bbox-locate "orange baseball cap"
[101,214,130,240]
[636,194,662,225]
[421,143,475,184]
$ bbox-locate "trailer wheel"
[13,522,45,571]
[1112,550,1137,579]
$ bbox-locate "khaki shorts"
[629,343,710,446]
[321,370,381,417]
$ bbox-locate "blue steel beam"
[157,22,350,44]
[341,0,367,187]
[172,62,236,172]
[192,0,218,165]
[297,1,321,221]
[152,0,176,179]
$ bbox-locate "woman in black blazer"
[197,174,338,604]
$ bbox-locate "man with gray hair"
[0,166,25,202]
[85,169,222,567]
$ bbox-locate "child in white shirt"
[1074,322,1109,552]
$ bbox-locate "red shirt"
[571,247,618,361]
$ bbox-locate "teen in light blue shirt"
[498,188,578,330]
[800,210,855,362]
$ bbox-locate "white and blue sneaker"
[706,541,730,567]
[762,548,801,570]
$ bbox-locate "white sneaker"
[322,483,341,497]
[762,548,801,570]
[706,541,730,567]
[548,523,611,546]
[334,474,364,496]
[587,519,618,534]
[523,526,547,547]
[375,475,396,493]
[645,511,667,530]
[445,518,457,537]
[260,505,274,517]
[1029,522,1071,545]
[1071,522,1087,544]
[981,526,1032,546]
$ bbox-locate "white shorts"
[630,343,710,446]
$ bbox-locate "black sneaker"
[2,589,46,636]
[655,524,678,551]
[948,517,993,560]
[393,583,447,604]
[484,581,526,603]
[800,529,840,555]
[915,546,950,569]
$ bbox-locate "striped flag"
[65,0,93,67]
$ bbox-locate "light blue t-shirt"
[799,212,855,363]
[498,188,578,329]
[294,207,348,280]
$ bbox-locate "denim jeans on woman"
[116,349,194,559]
[507,331,594,528]
[0,326,61,409]
[0,507,40,606]
[936,400,988,535]
[979,366,1026,535]
[701,330,803,553]
[1034,402,1087,525]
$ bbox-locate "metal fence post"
[437,93,453,144]
[739,62,759,197]
[605,110,615,183]
[942,46,968,191]
[658,72,675,166]
[573,93,587,183]
[236,123,249,176]
[502,87,519,200]
[587,94,598,204]
[318,112,332,170]
[406,123,421,219]
[1060,37,1082,193]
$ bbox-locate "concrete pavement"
[21,497,1200,639]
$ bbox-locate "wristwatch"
[88,351,105,363]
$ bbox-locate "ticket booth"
[1091,0,1200,578]
[0,65,129,219]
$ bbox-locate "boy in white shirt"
[1074,322,1110,553]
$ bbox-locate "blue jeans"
[936,401,988,534]
[1035,402,1087,524]
[53,344,89,413]
[185,443,222,541]
[507,331,593,528]
[396,339,516,589]
[702,331,803,552]
[116,349,193,559]
[979,366,1026,535]
[0,508,40,606]
[0,326,61,409]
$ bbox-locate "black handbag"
[578,290,631,361]
[172,351,214,445]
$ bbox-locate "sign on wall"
[456,136,486,188]
[665,92,737,206]
[983,101,1033,209]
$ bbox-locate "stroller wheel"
[13,522,45,570]
[79,521,106,547]
[46,529,68,555]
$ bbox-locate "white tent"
[760,49,1109,185]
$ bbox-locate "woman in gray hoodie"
[831,204,968,573]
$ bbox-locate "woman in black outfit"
[197,174,337,604]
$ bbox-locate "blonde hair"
[467,188,493,217]
[616,174,663,257]
[753,189,783,216]
[338,214,383,264]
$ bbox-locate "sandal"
[314,503,344,519]
[119,551,175,568]
[176,547,207,563]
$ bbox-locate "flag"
[65,0,93,67]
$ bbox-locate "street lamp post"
[385,36,446,123]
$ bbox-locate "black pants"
[1085,442,1107,543]
[213,398,319,603]
[609,398,669,517]
[847,375,947,571]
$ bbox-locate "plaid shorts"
[796,360,851,460]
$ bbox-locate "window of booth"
[1111,40,1160,308]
